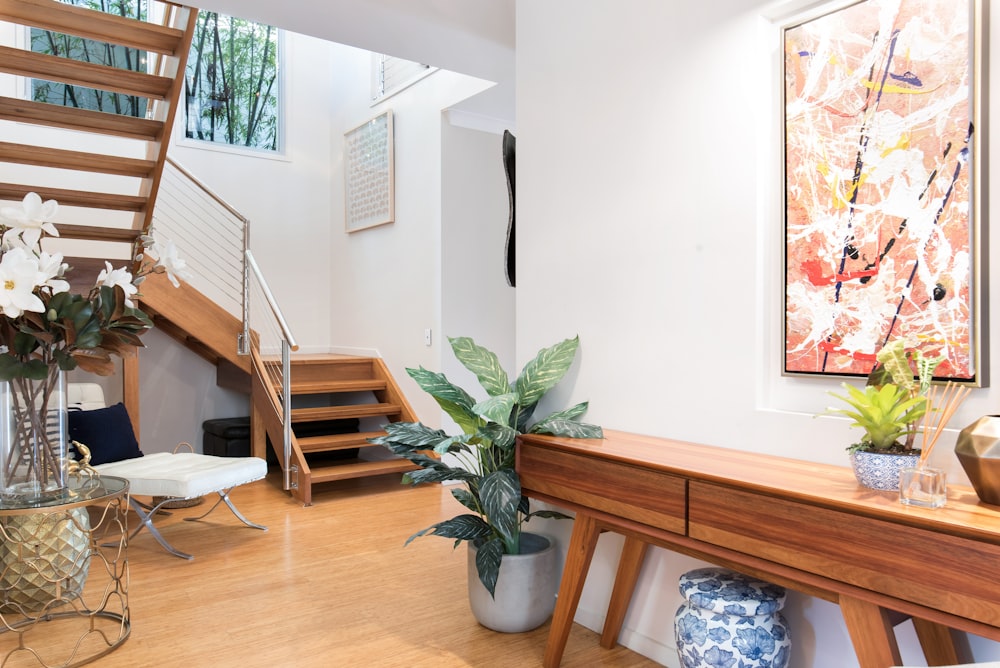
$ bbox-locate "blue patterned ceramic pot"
[849,449,920,491]
[675,567,791,668]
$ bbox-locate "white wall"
[325,44,496,426]
[441,121,516,396]
[516,0,1000,665]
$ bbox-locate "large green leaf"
[514,336,579,407]
[407,366,477,412]
[451,487,479,513]
[529,419,603,439]
[474,537,504,598]
[449,336,509,397]
[404,514,492,547]
[480,469,521,553]
[373,421,448,450]
[474,392,517,425]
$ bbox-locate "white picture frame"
[344,110,394,232]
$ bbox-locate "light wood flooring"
[68,473,662,667]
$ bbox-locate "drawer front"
[689,481,1000,626]
[518,444,686,534]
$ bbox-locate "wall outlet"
[424,329,432,346]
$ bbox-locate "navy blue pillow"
[68,402,143,466]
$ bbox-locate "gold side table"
[0,475,129,667]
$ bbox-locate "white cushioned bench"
[95,452,268,560]
[69,382,267,560]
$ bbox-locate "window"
[184,12,280,152]
[371,54,434,102]
[29,0,148,116]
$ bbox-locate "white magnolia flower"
[0,247,45,318]
[0,192,59,249]
[96,261,138,308]
[37,251,69,295]
[149,239,190,288]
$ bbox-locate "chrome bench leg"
[184,488,268,532]
[127,497,194,560]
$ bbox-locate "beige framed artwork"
[345,110,394,232]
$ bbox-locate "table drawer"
[518,443,686,534]
[688,481,1000,626]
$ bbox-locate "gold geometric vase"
[0,506,91,614]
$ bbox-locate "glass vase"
[0,368,69,503]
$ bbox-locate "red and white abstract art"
[783,0,980,381]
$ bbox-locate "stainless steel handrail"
[246,251,299,351]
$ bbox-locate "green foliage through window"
[184,12,280,151]
[30,0,148,117]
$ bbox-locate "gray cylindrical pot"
[467,532,558,633]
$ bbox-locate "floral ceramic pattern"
[849,450,920,491]
[675,568,791,668]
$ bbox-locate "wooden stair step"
[56,223,141,243]
[0,45,172,99]
[0,184,146,214]
[0,141,155,177]
[298,431,387,453]
[308,458,417,484]
[0,0,187,55]
[0,96,164,140]
[291,403,402,422]
[290,379,387,394]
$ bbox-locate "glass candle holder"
[899,466,947,508]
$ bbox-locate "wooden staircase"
[0,0,197,244]
[251,353,419,506]
[0,0,421,506]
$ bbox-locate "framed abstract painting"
[782,0,985,383]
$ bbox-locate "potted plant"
[825,340,940,490]
[370,335,602,632]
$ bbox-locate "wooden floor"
[58,473,662,667]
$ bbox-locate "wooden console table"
[517,429,1000,668]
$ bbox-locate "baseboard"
[573,608,679,667]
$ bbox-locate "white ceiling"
[189,0,515,87]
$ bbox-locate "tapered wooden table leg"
[840,595,902,668]
[544,513,602,668]
[912,617,969,665]
[600,536,649,648]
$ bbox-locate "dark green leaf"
[529,419,603,439]
[480,469,521,551]
[451,487,478,512]
[449,336,510,397]
[514,336,579,406]
[403,514,492,546]
[474,392,517,425]
[475,537,504,598]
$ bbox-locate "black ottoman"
[202,417,251,457]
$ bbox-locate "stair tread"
[290,379,387,394]
[0,45,172,99]
[0,0,187,55]
[292,403,401,422]
[0,184,147,215]
[308,458,417,484]
[0,141,155,177]
[298,431,387,453]
[0,96,163,140]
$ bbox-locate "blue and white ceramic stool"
[674,567,792,668]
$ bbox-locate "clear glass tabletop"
[0,474,128,513]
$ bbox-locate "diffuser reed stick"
[919,381,972,467]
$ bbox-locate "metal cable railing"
[152,157,299,490]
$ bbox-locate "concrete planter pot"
[467,532,558,633]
